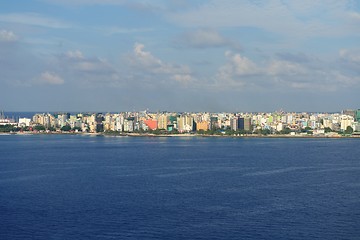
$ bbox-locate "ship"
[0,110,17,126]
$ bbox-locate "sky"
[0,0,359,112]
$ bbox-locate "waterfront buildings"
[0,111,16,126]
[356,110,360,122]
[1,109,359,135]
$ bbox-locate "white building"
[19,118,31,127]
[340,115,354,131]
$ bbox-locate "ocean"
[0,135,359,239]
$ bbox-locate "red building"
[144,119,157,130]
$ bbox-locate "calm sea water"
[0,135,359,240]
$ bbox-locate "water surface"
[0,135,359,239]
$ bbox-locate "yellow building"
[196,121,209,131]
[157,114,168,130]
[177,115,194,132]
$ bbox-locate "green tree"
[34,125,46,131]
[344,126,353,134]
[22,126,30,131]
[0,124,16,132]
[236,129,248,135]
[48,126,56,132]
[261,129,271,135]
[197,129,205,134]
[72,126,82,132]
[304,126,312,131]
[169,129,179,134]
[225,129,235,135]
[152,129,162,135]
[324,127,332,133]
[61,125,71,131]
[280,128,291,134]
[254,129,262,135]
[205,129,217,135]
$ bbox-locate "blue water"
[0,135,359,239]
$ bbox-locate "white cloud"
[339,49,360,64]
[349,12,360,21]
[0,30,17,42]
[330,70,359,85]
[129,43,193,83]
[172,74,192,83]
[41,0,126,6]
[65,50,84,59]
[0,13,70,28]
[42,0,167,13]
[217,51,260,81]
[101,26,154,35]
[75,60,110,72]
[174,29,240,49]
[169,0,360,40]
[215,51,260,88]
[133,43,163,69]
[338,49,360,74]
[215,50,360,91]
[228,52,260,76]
[61,50,116,75]
[38,72,64,85]
[267,60,307,76]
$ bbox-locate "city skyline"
[2,109,359,136]
[0,1,359,112]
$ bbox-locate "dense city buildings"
[1,109,360,136]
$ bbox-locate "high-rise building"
[95,114,104,132]
[238,118,245,130]
[177,115,194,132]
[210,117,219,130]
[157,114,168,130]
[340,115,354,131]
[244,117,252,131]
[342,109,356,118]
[144,119,157,130]
[356,109,360,122]
[322,118,332,129]
[196,121,209,131]
[230,117,238,131]
[124,119,134,132]
[32,113,55,128]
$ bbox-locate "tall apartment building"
[177,115,194,132]
[322,118,333,129]
[32,113,55,128]
[210,116,219,130]
[144,119,157,130]
[340,115,354,131]
[342,109,356,118]
[230,117,238,131]
[238,118,244,130]
[123,118,134,132]
[244,117,252,131]
[196,121,209,131]
[157,114,168,130]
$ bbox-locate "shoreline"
[1,132,359,139]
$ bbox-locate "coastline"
[1,131,359,139]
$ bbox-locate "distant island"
[1,109,359,137]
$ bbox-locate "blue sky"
[0,0,359,112]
